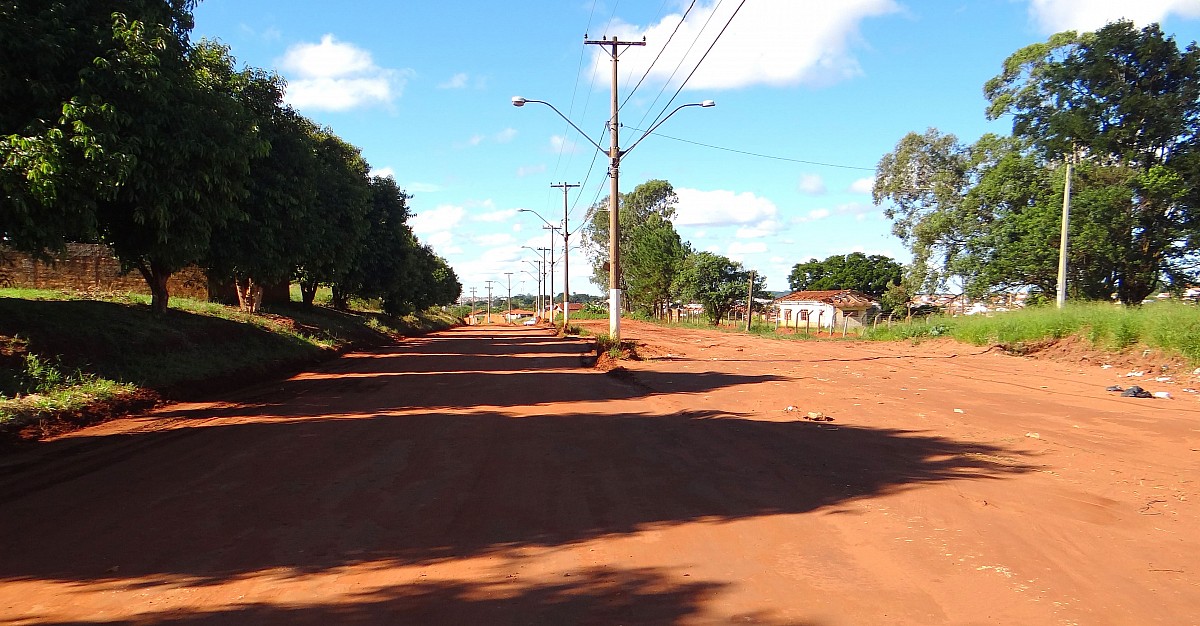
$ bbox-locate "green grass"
[862,301,1200,363]
[0,288,461,433]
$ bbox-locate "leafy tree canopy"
[787,252,902,297]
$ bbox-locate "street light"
[513,95,713,341]
[519,207,572,326]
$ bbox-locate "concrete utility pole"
[485,280,494,324]
[551,182,579,326]
[469,287,477,325]
[1056,159,1073,309]
[539,247,552,320]
[524,258,542,316]
[541,230,558,320]
[504,272,513,324]
[585,35,645,341]
[745,270,756,332]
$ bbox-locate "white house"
[773,290,879,329]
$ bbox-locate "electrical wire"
[620,0,697,111]
[644,0,745,134]
[620,126,877,171]
[635,0,724,131]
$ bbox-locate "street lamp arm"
[518,208,561,229]
[512,97,607,154]
[622,100,715,157]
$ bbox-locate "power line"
[636,0,724,131]
[621,126,876,171]
[645,0,745,133]
[620,0,697,111]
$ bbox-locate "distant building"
[772,290,879,329]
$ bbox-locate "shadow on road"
[21,567,817,626]
[0,325,1031,623]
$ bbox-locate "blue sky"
[191,1,1200,297]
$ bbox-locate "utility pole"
[504,272,513,324]
[551,182,579,327]
[524,259,542,317]
[541,229,558,321]
[745,270,756,332]
[469,287,477,325]
[585,35,644,341]
[538,247,552,321]
[1056,158,1073,309]
[485,280,494,324]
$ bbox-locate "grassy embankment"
[575,302,1200,365]
[0,288,460,438]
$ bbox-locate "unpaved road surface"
[1,321,1198,625]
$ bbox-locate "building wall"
[0,244,208,300]
[777,301,836,328]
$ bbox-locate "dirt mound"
[1002,334,1196,379]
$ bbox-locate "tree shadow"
[0,325,1033,623]
[20,566,821,626]
[0,409,1032,587]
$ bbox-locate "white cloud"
[407,182,441,193]
[592,0,899,90]
[794,208,831,223]
[475,208,517,222]
[549,135,580,154]
[735,220,783,239]
[370,166,396,179]
[494,128,518,143]
[475,233,515,246]
[467,134,485,146]
[798,173,826,195]
[674,188,779,227]
[279,35,413,111]
[439,72,469,89]
[1028,0,1200,32]
[848,177,875,194]
[728,241,768,255]
[411,204,464,235]
[517,164,546,177]
[836,202,877,216]
[423,230,462,255]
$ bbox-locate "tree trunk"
[234,275,263,313]
[331,285,349,310]
[300,281,317,307]
[137,261,171,315]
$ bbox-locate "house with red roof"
[772,290,879,329]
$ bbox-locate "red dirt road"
[1,321,1198,625]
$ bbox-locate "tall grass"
[864,301,1200,363]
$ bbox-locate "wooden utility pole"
[551,182,579,326]
[585,35,645,341]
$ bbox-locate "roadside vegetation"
[863,301,1200,363]
[0,288,460,440]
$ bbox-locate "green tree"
[984,20,1200,303]
[673,252,760,325]
[205,67,317,312]
[297,131,372,308]
[95,37,264,314]
[583,179,678,299]
[623,212,687,315]
[787,252,902,296]
[1,2,261,314]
